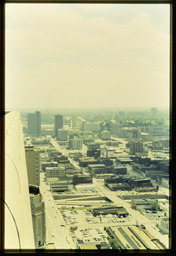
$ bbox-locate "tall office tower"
[27,111,41,137]
[72,115,78,129]
[25,145,40,186]
[29,185,46,248]
[5,111,35,249]
[151,107,158,117]
[130,140,144,155]
[54,114,63,138]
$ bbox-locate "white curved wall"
[5,111,35,249]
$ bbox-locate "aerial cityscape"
[4,3,171,252]
[5,107,170,251]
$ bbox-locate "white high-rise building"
[5,111,35,249]
[72,115,78,129]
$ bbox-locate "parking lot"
[70,226,109,245]
[59,208,133,226]
[58,207,136,247]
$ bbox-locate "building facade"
[69,137,83,150]
[27,111,41,137]
[82,122,100,132]
[58,129,68,141]
[5,111,35,249]
[54,114,63,138]
[25,145,40,186]
[29,185,46,248]
[130,140,144,155]
[45,166,65,178]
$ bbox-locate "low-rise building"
[107,225,158,250]
[46,166,65,178]
[131,199,159,210]
[75,184,95,192]
[73,174,92,185]
[41,161,58,171]
[88,164,106,175]
[131,178,153,188]
[50,183,73,192]
[107,183,131,191]
[92,205,128,217]
[79,157,98,167]
[158,217,169,234]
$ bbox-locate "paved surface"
[40,173,76,249]
[93,178,169,248]
[47,137,170,249]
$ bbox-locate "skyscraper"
[25,145,40,186]
[130,140,144,155]
[27,111,41,137]
[5,111,35,249]
[29,185,46,248]
[72,115,78,129]
[54,114,63,138]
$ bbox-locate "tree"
[151,202,159,211]
[109,238,121,249]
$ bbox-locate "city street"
[49,137,169,249]
[40,173,76,249]
[93,178,169,248]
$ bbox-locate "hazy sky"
[5,4,170,110]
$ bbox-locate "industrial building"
[131,199,159,210]
[107,225,159,250]
[92,205,128,217]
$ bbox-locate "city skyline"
[5,4,170,110]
